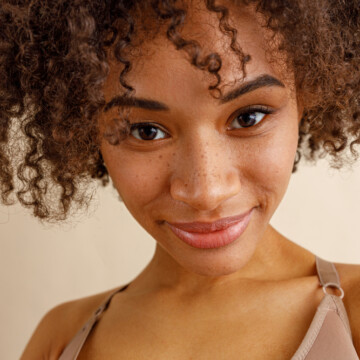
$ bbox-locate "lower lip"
[166,210,253,249]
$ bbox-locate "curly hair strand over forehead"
[0,0,359,221]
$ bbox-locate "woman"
[1,0,359,359]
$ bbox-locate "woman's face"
[99,3,301,277]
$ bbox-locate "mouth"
[165,209,254,249]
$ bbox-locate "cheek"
[101,145,169,206]
[241,121,298,207]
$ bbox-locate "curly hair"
[0,0,359,221]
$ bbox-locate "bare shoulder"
[20,286,123,360]
[334,261,360,353]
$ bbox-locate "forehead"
[103,1,290,103]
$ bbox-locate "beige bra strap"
[58,283,130,360]
[315,255,344,298]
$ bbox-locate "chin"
[173,233,259,278]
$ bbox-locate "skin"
[100,2,300,287]
[20,2,360,359]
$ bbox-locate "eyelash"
[129,105,274,142]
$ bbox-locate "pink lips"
[165,209,253,249]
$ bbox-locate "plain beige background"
[1,157,360,360]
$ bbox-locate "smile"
[165,209,254,249]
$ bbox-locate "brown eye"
[228,105,274,130]
[231,111,267,129]
[130,123,167,141]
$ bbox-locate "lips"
[167,211,252,233]
[165,209,254,249]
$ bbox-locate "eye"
[228,106,273,130]
[130,123,168,141]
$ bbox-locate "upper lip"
[166,209,253,233]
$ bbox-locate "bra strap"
[315,256,344,298]
[58,283,130,360]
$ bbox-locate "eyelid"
[232,105,274,116]
[130,121,168,132]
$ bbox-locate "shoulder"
[334,262,360,354]
[19,286,122,360]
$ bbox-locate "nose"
[169,132,241,211]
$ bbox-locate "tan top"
[59,256,359,359]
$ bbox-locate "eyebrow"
[104,74,285,112]
[220,74,285,103]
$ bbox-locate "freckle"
[185,183,188,187]
[155,176,159,180]
[159,155,163,159]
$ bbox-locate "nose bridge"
[170,128,241,210]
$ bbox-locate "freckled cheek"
[241,135,297,207]
[109,154,170,205]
